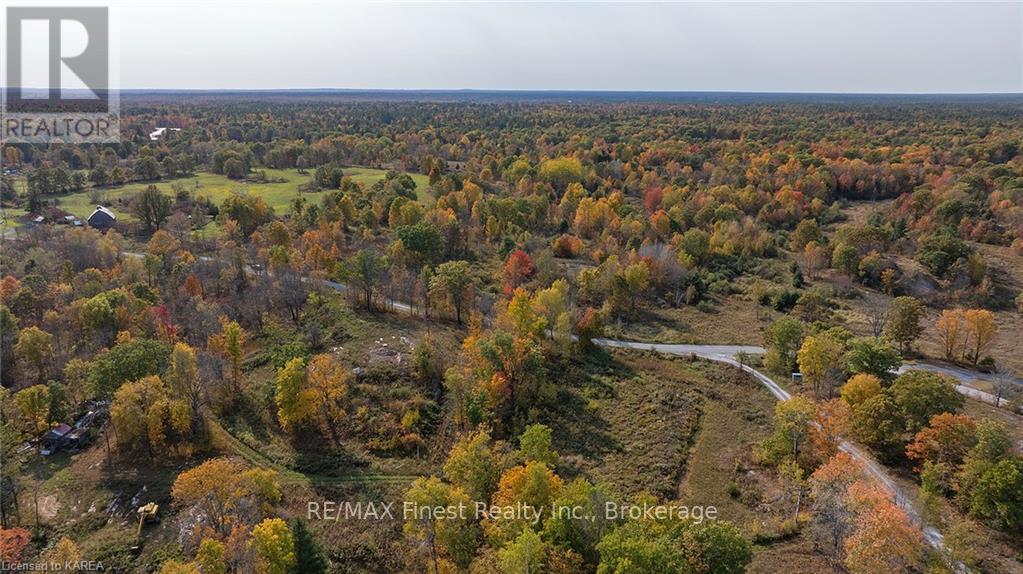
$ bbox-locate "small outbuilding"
[87,205,117,229]
[40,423,73,455]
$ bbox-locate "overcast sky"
[109,1,1023,92]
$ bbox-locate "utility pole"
[104,421,114,470]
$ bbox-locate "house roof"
[88,205,117,221]
[43,423,72,439]
[149,127,181,141]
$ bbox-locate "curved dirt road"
[593,339,1014,407]
[595,339,945,549]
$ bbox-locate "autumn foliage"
[502,250,534,296]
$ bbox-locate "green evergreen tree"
[290,518,328,574]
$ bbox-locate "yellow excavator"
[131,503,160,551]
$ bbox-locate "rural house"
[87,205,117,229]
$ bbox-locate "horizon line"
[5,87,1023,97]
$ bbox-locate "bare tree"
[639,243,689,307]
[272,269,311,324]
[866,297,889,339]
[991,367,1020,409]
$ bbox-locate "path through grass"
[207,418,419,485]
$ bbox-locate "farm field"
[13,167,428,223]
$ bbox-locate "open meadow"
[6,167,428,225]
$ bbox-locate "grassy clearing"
[604,296,781,346]
[64,169,312,220]
[677,390,773,524]
[574,356,699,499]
[583,351,832,568]
[601,258,793,347]
[544,349,780,507]
[963,397,1023,444]
[1,207,27,229]
[207,419,419,485]
[33,166,429,222]
[748,537,843,574]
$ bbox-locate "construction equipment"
[131,503,160,551]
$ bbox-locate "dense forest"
[1,97,1021,573]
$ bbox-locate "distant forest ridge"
[5,88,1023,104]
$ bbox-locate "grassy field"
[8,166,429,224]
[543,349,783,505]
[603,296,781,347]
[749,538,843,574]
[0,206,28,228]
[567,351,836,571]
[553,351,701,499]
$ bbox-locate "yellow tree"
[443,426,503,502]
[538,156,583,192]
[502,288,546,341]
[110,375,191,457]
[935,308,965,361]
[430,260,473,324]
[62,358,93,405]
[15,326,53,384]
[531,279,569,340]
[196,539,227,574]
[797,333,846,398]
[840,374,882,409]
[403,476,477,572]
[618,262,650,312]
[483,461,563,545]
[250,518,296,574]
[208,318,246,392]
[274,357,315,429]
[45,537,81,565]
[803,241,829,280]
[13,385,50,434]
[306,354,350,445]
[166,342,202,427]
[963,309,997,366]
[766,396,818,464]
[171,458,280,537]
